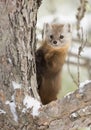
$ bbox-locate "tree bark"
[0,0,40,100]
[8,0,40,100]
[36,82,91,130]
[0,0,41,129]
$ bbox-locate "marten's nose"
[53,41,57,44]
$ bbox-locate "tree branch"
[76,0,88,38]
[36,82,91,129]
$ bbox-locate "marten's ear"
[42,23,51,40]
[63,24,72,33]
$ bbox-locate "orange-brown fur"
[36,24,71,105]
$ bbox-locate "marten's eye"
[60,35,64,39]
[50,35,53,39]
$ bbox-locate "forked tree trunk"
[0,1,91,130]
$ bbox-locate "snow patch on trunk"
[5,101,18,122]
[0,109,6,114]
[23,95,41,117]
[12,81,21,89]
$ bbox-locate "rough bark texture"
[8,0,40,99]
[36,82,91,130]
[1,80,91,129]
[0,0,41,129]
[0,0,40,101]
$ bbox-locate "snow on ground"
[23,95,41,117]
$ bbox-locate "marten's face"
[43,23,72,48]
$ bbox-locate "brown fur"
[36,24,71,105]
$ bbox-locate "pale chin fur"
[48,42,66,49]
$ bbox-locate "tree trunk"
[0,0,41,129]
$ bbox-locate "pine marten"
[36,23,72,105]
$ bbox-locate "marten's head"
[43,23,72,48]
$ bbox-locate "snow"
[23,95,41,117]
[65,91,74,99]
[79,80,91,93]
[12,81,41,117]
[71,112,78,118]
[5,101,18,122]
[6,81,20,121]
[79,80,91,88]
[78,106,91,116]
[0,109,6,114]
[12,81,21,89]
[11,94,15,101]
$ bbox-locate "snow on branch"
[36,81,91,130]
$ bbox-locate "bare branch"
[77,27,87,87]
[67,54,78,86]
[76,0,88,38]
[76,0,88,87]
